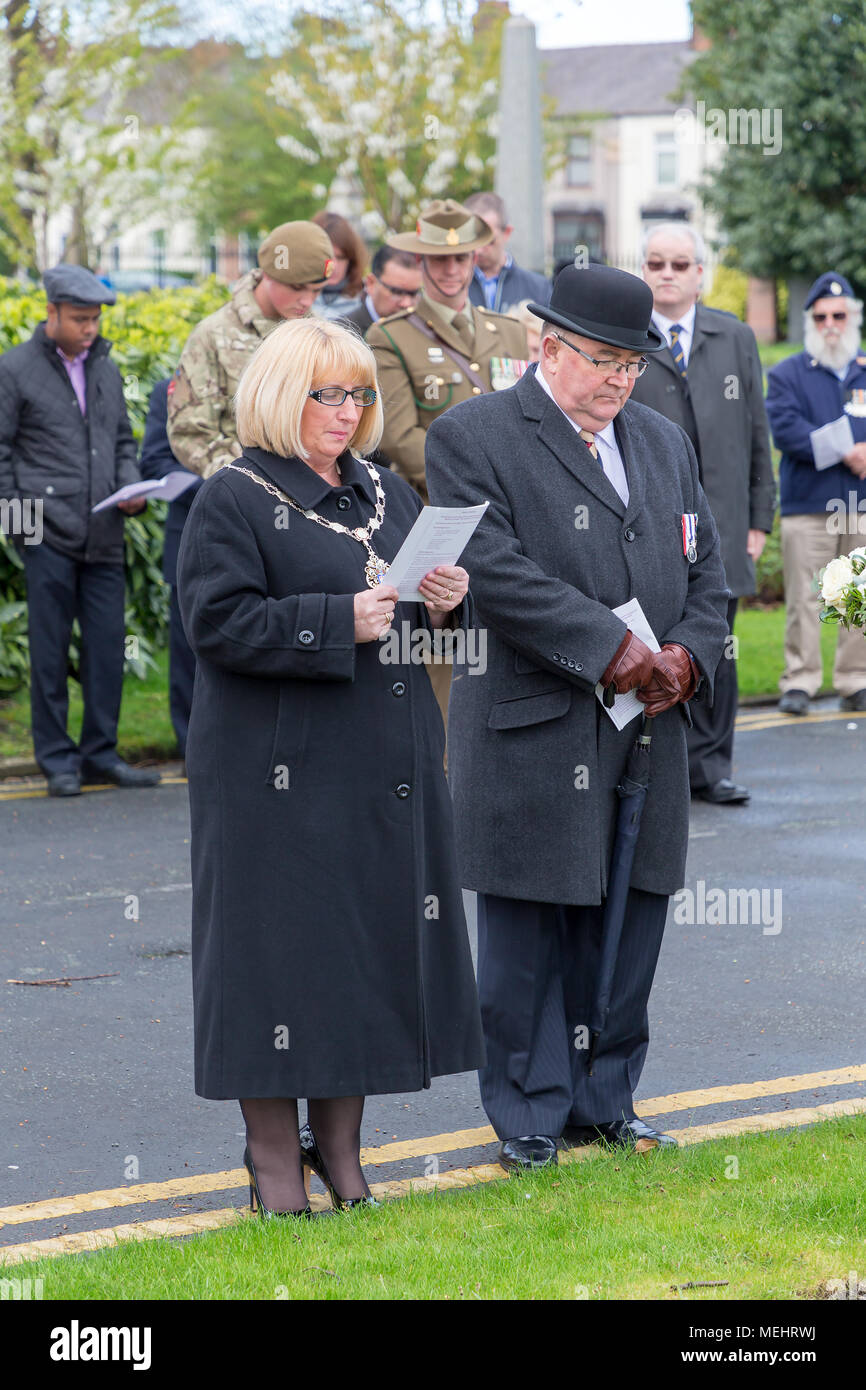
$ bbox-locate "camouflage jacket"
[166,270,278,478]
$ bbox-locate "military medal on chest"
[222,459,390,588]
[681,512,698,563]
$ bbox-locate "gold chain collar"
[221,457,391,588]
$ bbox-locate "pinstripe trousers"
[476,889,669,1140]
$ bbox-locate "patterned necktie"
[669,323,688,379]
[579,428,599,460]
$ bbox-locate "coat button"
[336,495,351,511]
[567,659,576,668]
[553,651,561,661]
[391,681,406,697]
[575,663,583,671]
[298,630,315,644]
[624,528,636,542]
[395,783,411,798]
[45,484,55,495]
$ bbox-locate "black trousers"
[22,542,126,776]
[476,888,669,1141]
[688,596,739,791]
[168,586,196,758]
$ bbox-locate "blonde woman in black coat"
[177,317,483,1217]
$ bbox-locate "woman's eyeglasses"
[308,387,378,406]
[812,312,847,324]
[645,259,696,273]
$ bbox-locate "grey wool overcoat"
[629,304,776,597]
[424,367,730,906]
[176,446,484,1099]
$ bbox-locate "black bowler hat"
[528,264,665,353]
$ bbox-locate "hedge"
[0,278,230,692]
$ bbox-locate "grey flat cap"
[43,265,117,306]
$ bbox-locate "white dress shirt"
[652,303,697,367]
[535,364,630,506]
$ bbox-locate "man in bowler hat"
[0,265,160,794]
[425,265,729,1170]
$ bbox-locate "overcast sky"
[191,1,693,49]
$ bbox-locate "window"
[553,213,605,266]
[655,131,677,187]
[566,134,592,187]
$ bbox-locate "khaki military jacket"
[367,294,528,498]
[166,270,278,478]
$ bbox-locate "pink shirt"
[57,346,88,414]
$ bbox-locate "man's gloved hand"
[600,632,657,696]
[637,644,698,716]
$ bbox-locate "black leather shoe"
[779,689,809,715]
[498,1135,559,1172]
[560,1124,602,1148]
[840,689,866,712]
[46,772,82,797]
[594,1118,678,1150]
[81,760,161,788]
[693,778,750,804]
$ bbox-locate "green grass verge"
[735,605,838,699]
[0,647,176,762]
[10,1117,866,1300]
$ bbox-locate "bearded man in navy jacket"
[766,272,866,715]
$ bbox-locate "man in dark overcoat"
[425,265,730,1170]
[0,265,159,795]
[630,223,776,803]
[138,378,202,758]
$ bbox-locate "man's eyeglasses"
[376,277,422,299]
[308,387,378,406]
[645,259,697,273]
[553,333,648,379]
[812,311,847,323]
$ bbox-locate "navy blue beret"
[804,272,854,309]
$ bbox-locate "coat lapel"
[517,369,626,518]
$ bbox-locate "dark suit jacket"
[425,367,730,906]
[629,304,776,596]
[339,300,375,337]
[139,378,202,585]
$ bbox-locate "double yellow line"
[1,1064,864,1267]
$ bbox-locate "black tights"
[240,1096,370,1212]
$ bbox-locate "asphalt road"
[2,701,865,1250]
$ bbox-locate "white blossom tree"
[266,0,504,233]
[0,1,192,273]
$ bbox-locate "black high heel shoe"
[299,1123,381,1211]
[243,1145,314,1219]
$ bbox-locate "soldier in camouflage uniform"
[167,221,335,478]
[367,199,529,502]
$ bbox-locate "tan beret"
[258,221,335,287]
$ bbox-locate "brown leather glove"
[600,632,657,696]
[637,643,698,716]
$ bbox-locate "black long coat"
[629,304,776,596]
[176,446,484,1099]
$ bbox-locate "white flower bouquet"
[818,547,866,631]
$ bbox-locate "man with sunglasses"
[340,246,422,336]
[630,223,776,804]
[425,264,729,1169]
[765,271,866,715]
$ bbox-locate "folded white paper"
[595,596,660,730]
[385,502,489,601]
[91,472,199,513]
[810,415,855,471]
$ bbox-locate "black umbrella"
[587,713,654,1074]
